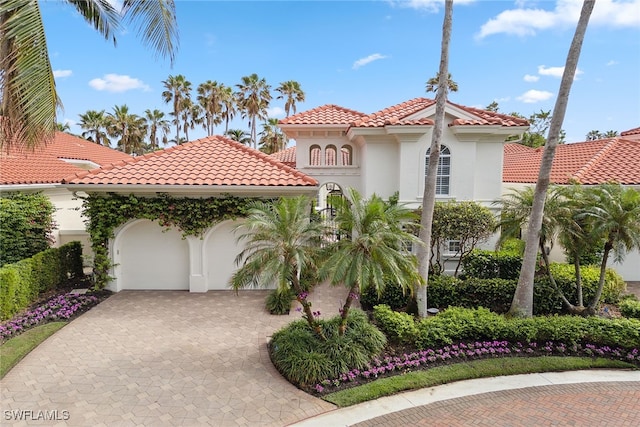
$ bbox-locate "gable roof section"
[449,103,529,127]
[279,104,366,125]
[280,98,527,130]
[64,135,317,187]
[503,138,640,185]
[352,98,436,127]
[1,132,130,185]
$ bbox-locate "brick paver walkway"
[352,381,640,427]
[1,287,345,426]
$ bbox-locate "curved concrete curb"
[289,370,640,426]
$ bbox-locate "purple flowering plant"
[313,340,640,395]
[0,292,102,342]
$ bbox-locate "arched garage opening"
[114,219,189,290]
[204,219,245,290]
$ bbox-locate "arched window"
[309,145,321,165]
[325,145,337,166]
[425,145,451,195]
[341,145,353,166]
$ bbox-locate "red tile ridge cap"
[279,104,366,125]
[216,136,318,185]
[572,138,619,183]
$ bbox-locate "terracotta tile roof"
[281,98,527,129]
[503,138,640,185]
[352,98,436,127]
[270,147,296,167]
[0,132,130,185]
[64,135,318,187]
[279,104,366,125]
[621,127,640,136]
[449,103,529,127]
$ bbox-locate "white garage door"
[117,220,189,290]
[205,220,243,290]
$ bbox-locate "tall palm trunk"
[416,0,453,318]
[509,0,595,318]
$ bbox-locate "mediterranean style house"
[0,132,131,260]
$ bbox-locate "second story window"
[425,145,451,195]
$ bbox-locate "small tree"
[429,201,495,277]
[230,196,328,338]
[321,188,424,335]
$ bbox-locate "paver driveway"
[1,288,341,426]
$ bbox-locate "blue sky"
[44,0,640,144]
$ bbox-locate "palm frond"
[121,0,179,64]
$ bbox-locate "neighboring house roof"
[503,138,640,185]
[63,135,318,187]
[280,98,528,129]
[621,127,640,137]
[0,132,130,185]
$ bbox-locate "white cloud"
[538,65,584,79]
[477,0,640,39]
[517,89,554,103]
[88,74,150,93]
[524,74,540,82]
[606,60,619,66]
[53,69,72,78]
[266,106,285,118]
[352,53,388,70]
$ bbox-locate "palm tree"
[180,99,202,142]
[1,0,178,151]
[275,80,305,117]
[144,109,170,150]
[231,196,328,338]
[416,0,453,317]
[320,188,423,335]
[56,122,70,132]
[107,104,147,155]
[236,73,271,149]
[225,129,251,145]
[510,1,595,318]
[219,85,237,134]
[162,74,192,144]
[197,80,223,136]
[258,118,285,154]
[79,110,110,146]
[580,184,640,314]
[425,72,458,94]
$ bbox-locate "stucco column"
[186,236,207,292]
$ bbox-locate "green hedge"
[0,242,84,320]
[461,250,522,280]
[373,305,640,350]
[427,264,625,315]
[0,193,55,267]
[620,298,640,319]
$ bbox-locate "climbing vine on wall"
[81,193,266,288]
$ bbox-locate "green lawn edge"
[0,322,68,379]
[323,356,636,407]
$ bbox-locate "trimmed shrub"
[461,250,522,280]
[372,306,640,350]
[372,304,418,344]
[0,242,84,320]
[360,282,412,311]
[620,298,640,319]
[269,310,386,386]
[427,264,626,315]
